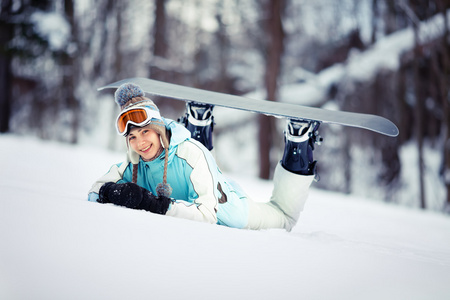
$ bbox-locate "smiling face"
[127,125,163,161]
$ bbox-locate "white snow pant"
[245,162,315,231]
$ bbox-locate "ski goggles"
[116,106,162,135]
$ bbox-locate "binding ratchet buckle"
[179,102,215,150]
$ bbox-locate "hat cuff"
[145,123,170,149]
[121,98,155,110]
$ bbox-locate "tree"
[259,0,285,179]
[434,0,450,210]
[62,0,80,144]
[0,0,14,133]
[0,0,53,134]
[150,0,168,80]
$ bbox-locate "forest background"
[0,0,449,213]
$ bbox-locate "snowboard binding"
[179,102,215,150]
[281,119,322,177]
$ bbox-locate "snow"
[1,134,450,300]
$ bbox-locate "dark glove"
[139,191,172,215]
[98,182,172,215]
[98,182,142,208]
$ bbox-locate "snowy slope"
[1,134,449,300]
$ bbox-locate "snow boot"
[281,119,322,176]
[180,103,215,150]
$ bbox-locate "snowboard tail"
[98,77,399,137]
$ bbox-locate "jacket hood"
[164,118,192,163]
[165,118,191,147]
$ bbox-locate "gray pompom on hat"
[114,83,145,108]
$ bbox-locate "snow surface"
[1,134,449,300]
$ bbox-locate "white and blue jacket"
[88,119,249,228]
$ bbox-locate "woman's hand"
[98,182,172,215]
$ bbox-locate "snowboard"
[98,77,399,137]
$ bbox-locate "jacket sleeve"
[165,141,219,224]
[88,161,130,195]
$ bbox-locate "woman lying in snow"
[88,83,320,231]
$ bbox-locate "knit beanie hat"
[115,82,172,198]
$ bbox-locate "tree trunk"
[384,0,398,35]
[63,0,80,144]
[153,0,167,58]
[150,0,168,80]
[412,18,426,209]
[108,1,124,150]
[370,0,378,44]
[0,0,13,133]
[259,0,285,179]
[435,1,450,210]
[214,6,229,92]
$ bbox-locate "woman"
[88,83,319,231]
